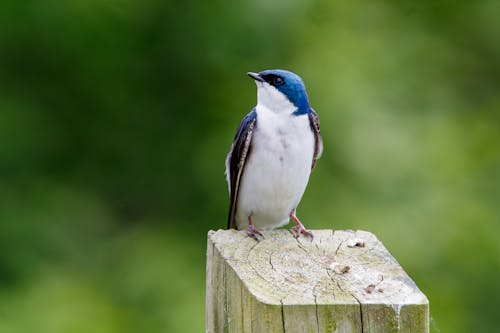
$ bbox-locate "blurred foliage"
[0,0,499,332]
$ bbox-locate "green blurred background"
[0,0,499,332]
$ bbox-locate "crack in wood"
[280,300,286,333]
[313,294,320,333]
[351,294,365,333]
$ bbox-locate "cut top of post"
[208,229,428,308]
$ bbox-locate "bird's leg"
[290,209,314,239]
[247,215,264,241]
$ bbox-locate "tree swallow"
[225,69,323,240]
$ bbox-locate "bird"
[225,69,323,241]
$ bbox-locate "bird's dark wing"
[309,108,323,170]
[225,109,257,229]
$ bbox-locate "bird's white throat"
[256,81,297,114]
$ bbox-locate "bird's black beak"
[247,72,265,82]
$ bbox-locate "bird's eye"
[273,76,284,86]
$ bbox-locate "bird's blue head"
[247,69,310,115]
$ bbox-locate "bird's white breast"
[235,103,315,230]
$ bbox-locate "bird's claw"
[290,225,314,239]
[289,209,313,239]
[247,224,264,241]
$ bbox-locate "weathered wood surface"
[206,229,428,333]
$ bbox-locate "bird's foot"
[247,222,264,241]
[290,224,314,239]
[290,209,314,239]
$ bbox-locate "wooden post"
[206,229,429,333]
